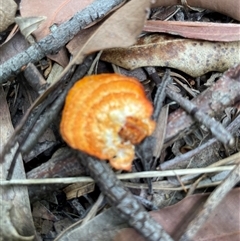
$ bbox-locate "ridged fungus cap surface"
[60,73,156,171]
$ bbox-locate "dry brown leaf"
[0,31,29,66]
[114,188,240,241]
[66,21,101,57]
[20,0,94,41]
[69,0,151,64]
[101,34,240,77]
[151,0,240,21]
[144,21,240,42]
[0,0,17,32]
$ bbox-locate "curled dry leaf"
[15,16,47,40]
[101,34,240,77]
[0,0,17,32]
[0,88,36,240]
[60,74,155,171]
[144,21,240,42]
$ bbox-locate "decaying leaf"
[101,34,240,77]
[0,32,30,65]
[70,0,151,64]
[153,105,169,158]
[114,188,240,241]
[144,21,240,42]
[0,88,36,240]
[0,0,17,32]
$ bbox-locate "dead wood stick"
[77,152,174,241]
[166,87,234,146]
[160,112,240,170]
[164,64,240,146]
[0,0,124,84]
[4,55,94,180]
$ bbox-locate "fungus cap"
[60,73,155,171]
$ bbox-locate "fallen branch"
[0,0,124,84]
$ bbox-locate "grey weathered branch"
[0,0,124,84]
[78,152,174,241]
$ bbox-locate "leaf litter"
[0,0,240,241]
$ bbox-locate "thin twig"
[166,87,234,146]
[0,166,236,186]
[136,69,172,193]
[160,113,240,170]
[81,193,105,225]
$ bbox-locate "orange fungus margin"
[60,73,156,171]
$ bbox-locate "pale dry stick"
[0,0,124,84]
[53,196,106,241]
[0,166,235,186]
[123,180,223,191]
[166,87,234,146]
[180,163,240,241]
[187,151,240,196]
[81,193,105,225]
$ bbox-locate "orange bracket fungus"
[60,74,156,171]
